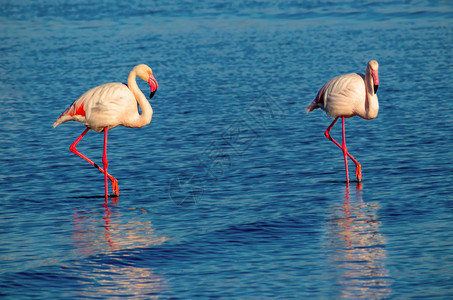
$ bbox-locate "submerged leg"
[324,117,362,182]
[70,127,119,196]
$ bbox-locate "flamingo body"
[306,60,380,183]
[54,64,158,200]
[311,73,372,119]
[54,83,138,132]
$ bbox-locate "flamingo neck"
[364,69,379,120]
[126,69,153,128]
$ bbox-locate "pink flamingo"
[306,60,379,183]
[53,64,158,199]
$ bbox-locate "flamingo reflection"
[326,184,391,298]
[72,199,167,254]
[71,200,169,297]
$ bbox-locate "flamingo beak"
[371,69,379,94]
[148,74,158,99]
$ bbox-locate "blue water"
[1,0,453,298]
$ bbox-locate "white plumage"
[306,60,379,120]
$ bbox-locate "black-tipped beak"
[374,84,379,94]
[149,91,156,99]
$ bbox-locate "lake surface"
[1,0,452,298]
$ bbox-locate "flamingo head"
[368,60,379,94]
[134,64,158,99]
[148,72,158,99]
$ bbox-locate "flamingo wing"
[53,83,136,131]
[53,95,87,128]
[307,73,365,118]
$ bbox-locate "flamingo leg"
[103,127,109,199]
[69,127,119,197]
[324,117,362,182]
[341,117,350,183]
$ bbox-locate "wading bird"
[306,60,379,183]
[53,64,158,199]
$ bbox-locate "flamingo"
[306,60,379,183]
[53,64,158,199]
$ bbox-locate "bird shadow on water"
[324,182,393,299]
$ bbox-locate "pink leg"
[103,127,109,199]
[341,117,350,183]
[69,127,119,197]
[324,117,362,182]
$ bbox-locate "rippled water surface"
[1,0,452,298]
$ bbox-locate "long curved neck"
[127,70,153,127]
[364,68,379,120]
